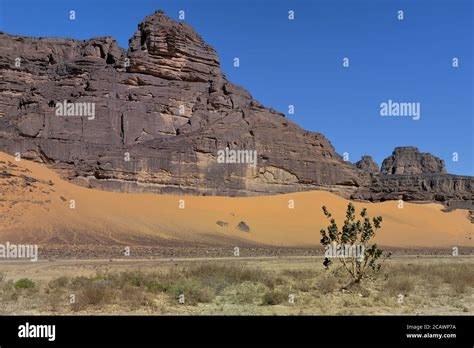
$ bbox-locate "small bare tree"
[320,203,391,284]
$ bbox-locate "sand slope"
[0,152,472,248]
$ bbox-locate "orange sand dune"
[0,151,472,248]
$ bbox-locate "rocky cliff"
[356,155,379,174]
[0,12,366,197]
[381,147,446,175]
[353,148,472,210]
[0,11,471,208]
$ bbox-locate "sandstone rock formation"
[352,148,472,210]
[381,147,446,175]
[0,11,471,209]
[356,155,379,174]
[0,11,364,197]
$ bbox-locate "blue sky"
[0,0,472,175]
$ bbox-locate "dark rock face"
[0,11,363,197]
[352,147,471,209]
[381,147,446,175]
[356,155,379,174]
[352,173,472,205]
[0,11,471,208]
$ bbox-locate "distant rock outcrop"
[352,148,471,210]
[356,155,379,174]
[381,147,446,175]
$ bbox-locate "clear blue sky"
[0,0,472,175]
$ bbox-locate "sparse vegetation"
[73,281,115,310]
[0,258,471,314]
[262,290,287,305]
[320,203,391,284]
[14,278,35,289]
[385,276,416,296]
[316,275,340,294]
[48,276,69,289]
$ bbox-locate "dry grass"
[262,290,288,305]
[0,257,472,315]
[381,263,474,295]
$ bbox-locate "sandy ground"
[0,151,472,249]
[0,255,468,282]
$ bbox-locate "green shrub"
[14,278,35,289]
[320,203,391,283]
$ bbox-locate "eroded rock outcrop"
[356,155,379,174]
[381,147,446,175]
[352,148,472,209]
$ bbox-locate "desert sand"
[0,151,472,248]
